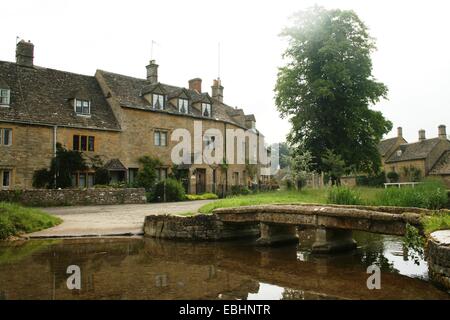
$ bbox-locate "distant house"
[378,125,450,187]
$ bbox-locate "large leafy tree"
[275,6,392,174]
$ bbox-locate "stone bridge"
[212,204,428,253]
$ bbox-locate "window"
[0,128,12,146]
[75,99,91,115]
[233,172,240,186]
[0,89,10,106]
[154,131,167,147]
[202,103,211,117]
[128,168,138,184]
[2,170,11,188]
[157,168,168,181]
[178,98,189,114]
[152,94,165,110]
[73,135,95,151]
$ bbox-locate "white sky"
[1,0,449,144]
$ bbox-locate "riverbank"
[0,202,61,240]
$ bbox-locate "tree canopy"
[275,6,392,174]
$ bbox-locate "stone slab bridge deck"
[212,204,433,253]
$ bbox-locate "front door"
[196,169,206,194]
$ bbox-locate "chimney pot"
[188,78,202,93]
[16,40,34,67]
[438,125,447,140]
[419,129,426,141]
[211,78,224,103]
[146,60,158,84]
[397,127,403,138]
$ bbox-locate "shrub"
[151,178,186,202]
[375,179,448,209]
[94,168,111,185]
[356,172,386,187]
[327,187,362,205]
[186,193,219,201]
[386,171,399,183]
[135,156,161,192]
[230,185,251,196]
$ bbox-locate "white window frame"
[178,98,189,114]
[74,99,91,116]
[201,103,211,117]
[154,130,168,147]
[152,94,165,110]
[1,170,11,189]
[0,128,12,146]
[0,89,10,106]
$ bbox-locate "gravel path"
[27,200,214,238]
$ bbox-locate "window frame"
[201,103,212,117]
[152,94,165,110]
[74,99,91,116]
[1,170,11,189]
[154,130,168,147]
[0,89,10,106]
[178,98,189,114]
[73,135,95,152]
[0,128,12,146]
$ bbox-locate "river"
[0,231,448,300]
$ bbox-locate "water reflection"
[0,232,448,300]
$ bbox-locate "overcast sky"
[1,0,449,143]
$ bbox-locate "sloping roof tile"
[378,137,399,157]
[429,150,450,175]
[385,138,442,163]
[0,61,120,131]
[97,70,248,128]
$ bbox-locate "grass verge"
[422,212,450,235]
[0,202,62,240]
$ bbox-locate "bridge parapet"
[213,204,424,236]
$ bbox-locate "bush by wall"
[150,178,186,202]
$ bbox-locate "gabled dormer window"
[202,103,212,117]
[178,98,189,114]
[0,89,10,106]
[152,94,165,110]
[75,99,91,115]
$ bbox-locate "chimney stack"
[146,60,158,84]
[438,125,447,140]
[397,127,403,138]
[188,78,202,93]
[419,129,426,141]
[16,40,34,67]
[211,78,224,103]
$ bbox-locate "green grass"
[198,189,330,213]
[198,182,449,214]
[0,202,62,240]
[422,212,450,235]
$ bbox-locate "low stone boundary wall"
[144,214,259,241]
[427,230,450,290]
[0,188,147,206]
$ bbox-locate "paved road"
[27,200,215,238]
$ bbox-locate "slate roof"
[104,158,127,171]
[430,150,450,175]
[97,70,248,128]
[378,137,400,157]
[385,138,442,163]
[0,61,120,131]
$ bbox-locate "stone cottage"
[378,125,450,187]
[0,40,265,194]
